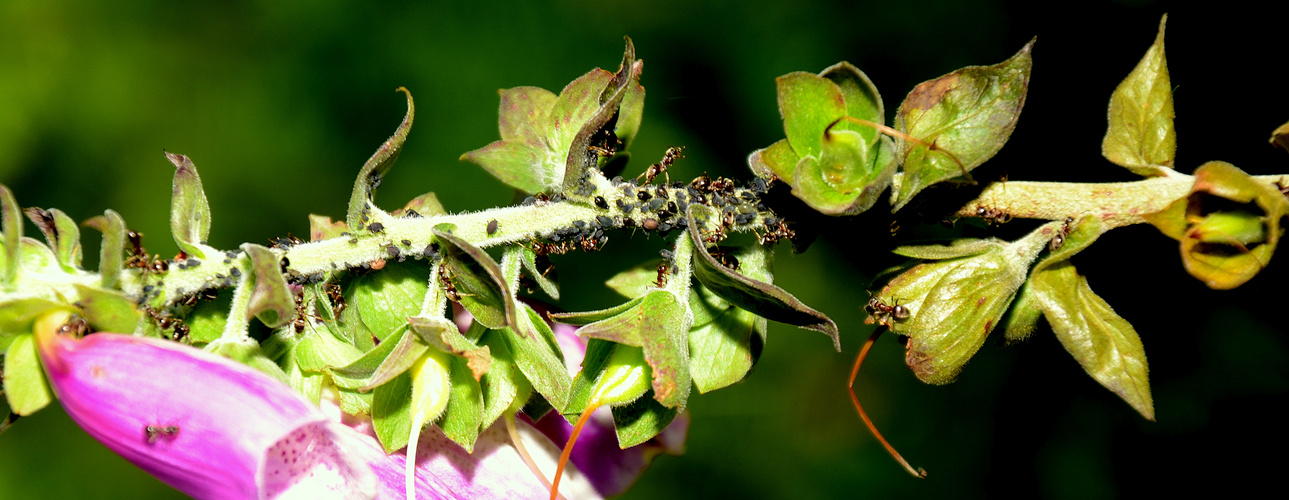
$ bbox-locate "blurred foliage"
[2,0,1287,498]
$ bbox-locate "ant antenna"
[848,328,927,478]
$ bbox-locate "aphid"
[487,219,499,235]
[637,190,652,202]
[641,218,660,231]
[655,186,669,199]
[145,424,181,444]
[594,196,608,209]
[368,222,385,234]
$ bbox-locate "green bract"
[461,39,645,195]
[1102,15,1175,177]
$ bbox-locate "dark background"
[1,0,1286,498]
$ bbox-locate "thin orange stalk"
[550,402,601,500]
[848,329,927,478]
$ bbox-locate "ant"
[290,287,324,333]
[439,264,467,303]
[756,219,795,246]
[145,424,180,444]
[638,146,685,185]
[976,205,1011,226]
[653,261,670,288]
[1049,217,1075,252]
[325,283,347,319]
[708,246,739,271]
[124,231,168,275]
[144,307,189,341]
[864,296,911,327]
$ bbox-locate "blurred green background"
[2,0,1287,498]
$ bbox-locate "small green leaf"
[351,261,429,341]
[821,61,885,144]
[347,88,414,230]
[562,38,641,192]
[24,208,81,272]
[478,328,525,430]
[1000,281,1041,344]
[688,282,766,393]
[307,214,348,242]
[604,262,657,300]
[3,333,52,416]
[362,326,430,392]
[81,210,127,290]
[746,139,800,182]
[550,298,645,326]
[438,355,485,452]
[502,303,572,412]
[72,284,141,334]
[241,244,294,329]
[0,298,72,350]
[408,316,492,381]
[1031,262,1154,420]
[894,238,1001,260]
[515,246,559,300]
[893,39,1034,211]
[296,325,365,373]
[165,151,212,260]
[612,388,680,448]
[687,206,840,349]
[0,185,20,288]
[328,326,412,390]
[393,192,448,218]
[186,299,229,345]
[498,87,558,146]
[1102,15,1175,176]
[460,141,549,195]
[434,228,516,330]
[577,291,691,409]
[777,72,848,159]
[372,372,413,453]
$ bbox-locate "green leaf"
[577,291,691,409]
[186,299,230,345]
[24,208,81,272]
[687,205,840,349]
[498,87,558,146]
[393,192,448,218]
[3,333,52,416]
[165,151,212,260]
[327,326,412,390]
[408,316,492,381]
[777,72,848,159]
[893,39,1034,211]
[893,238,1001,260]
[307,214,348,242]
[1102,15,1175,176]
[821,61,885,143]
[438,355,485,452]
[561,38,641,192]
[517,246,559,301]
[791,133,897,215]
[296,324,365,373]
[351,261,429,341]
[434,227,516,330]
[459,141,550,195]
[241,244,294,329]
[1031,262,1154,420]
[372,372,413,453]
[82,210,127,290]
[477,328,526,430]
[604,262,658,300]
[1000,281,1041,344]
[502,303,572,412]
[612,388,680,448]
[72,284,141,334]
[746,139,800,182]
[0,298,72,351]
[361,326,430,392]
[688,281,766,393]
[347,88,414,230]
[0,184,20,288]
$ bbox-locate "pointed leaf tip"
[166,151,212,260]
[1102,15,1175,176]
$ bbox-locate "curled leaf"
[25,207,82,272]
[347,88,414,230]
[434,227,516,330]
[687,205,839,350]
[82,210,128,290]
[166,152,212,259]
[893,38,1034,210]
[0,185,21,287]
[241,244,294,328]
[1102,15,1175,176]
[576,291,691,409]
[562,38,641,192]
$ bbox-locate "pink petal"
[38,332,376,499]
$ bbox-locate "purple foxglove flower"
[36,330,378,499]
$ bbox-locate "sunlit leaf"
[1102,15,1175,176]
[893,39,1034,210]
[24,208,81,272]
[3,333,52,415]
[165,151,212,259]
[241,244,294,329]
[72,284,141,334]
[347,88,414,230]
[82,210,127,290]
[612,388,680,448]
[0,184,19,287]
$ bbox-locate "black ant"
[144,308,188,341]
[439,264,466,303]
[864,296,911,327]
[756,219,795,246]
[125,231,168,275]
[325,283,347,318]
[145,424,180,443]
[708,246,739,271]
[290,287,324,333]
[638,146,685,185]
